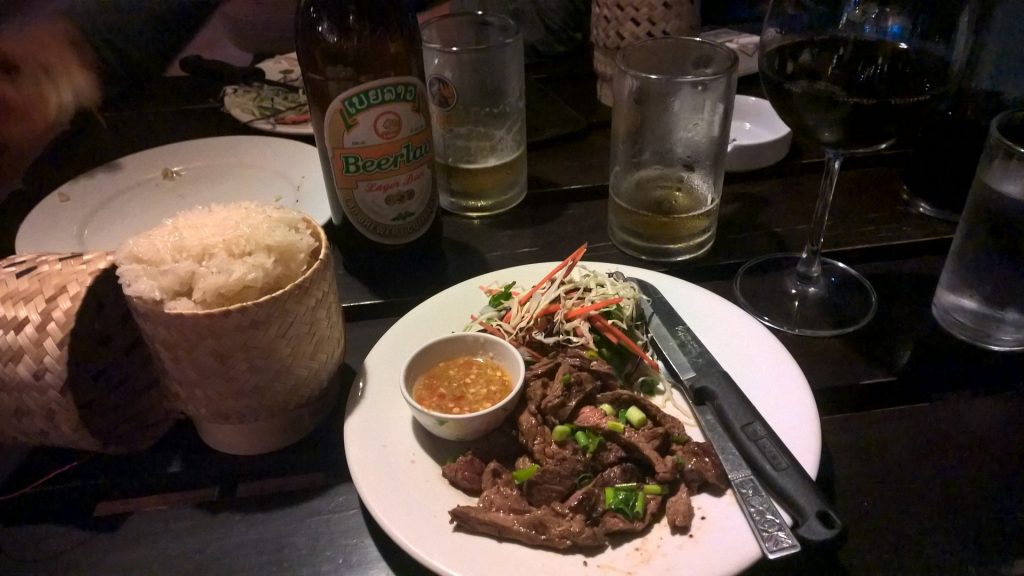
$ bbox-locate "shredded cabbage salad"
[222,84,309,125]
[465,245,658,371]
[470,265,647,350]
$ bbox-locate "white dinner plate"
[223,52,312,136]
[345,262,821,576]
[15,136,330,254]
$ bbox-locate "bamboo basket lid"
[0,252,177,453]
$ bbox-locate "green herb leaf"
[488,282,516,308]
[604,485,645,520]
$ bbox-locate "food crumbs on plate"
[582,561,587,567]
[161,167,183,181]
[57,192,71,203]
[274,194,283,202]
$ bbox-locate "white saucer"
[726,95,792,172]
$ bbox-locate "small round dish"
[725,95,793,172]
[401,332,526,442]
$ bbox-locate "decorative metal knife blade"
[688,397,800,559]
[631,277,843,549]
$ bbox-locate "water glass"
[932,109,1024,350]
[420,13,527,216]
[608,37,737,261]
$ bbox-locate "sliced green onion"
[552,424,574,442]
[576,472,594,488]
[512,463,539,484]
[617,408,628,423]
[574,429,604,456]
[624,405,648,428]
[599,403,616,416]
[574,430,589,447]
[642,483,666,495]
[670,434,688,444]
[585,350,600,360]
[561,373,572,384]
[606,420,625,434]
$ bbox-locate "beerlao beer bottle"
[295,0,442,276]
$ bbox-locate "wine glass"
[733,0,970,336]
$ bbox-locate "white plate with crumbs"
[345,262,821,576]
[15,136,330,254]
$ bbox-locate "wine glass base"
[733,253,878,337]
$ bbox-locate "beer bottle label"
[324,76,437,244]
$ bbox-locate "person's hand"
[0,18,101,189]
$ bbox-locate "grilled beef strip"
[665,486,696,530]
[572,407,679,484]
[477,462,534,515]
[561,348,620,389]
[672,439,729,493]
[522,451,587,507]
[441,452,487,495]
[449,505,607,550]
[595,390,690,443]
[599,494,664,534]
[539,365,599,425]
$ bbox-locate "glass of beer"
[421,12,527,216]
[608,37,737,261]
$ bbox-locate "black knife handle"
[689,369,845,546]
[179,54,265,85]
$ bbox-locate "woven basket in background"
[125,217,346,455]
[0,252,177,453]
[591,0,701,105]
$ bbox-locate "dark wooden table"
[1,52,1022,576]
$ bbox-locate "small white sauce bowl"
[401,332,526,442]
[725,95,793,172]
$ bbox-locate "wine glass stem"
[796,150,845,284]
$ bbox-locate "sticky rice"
[115,202,317,312]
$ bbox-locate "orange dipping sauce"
[412,355,513,415]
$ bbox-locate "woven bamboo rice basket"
[0,252,176,453]
[124,217,345,455]
[590,0,701,105]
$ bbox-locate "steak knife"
[631,278,844,547]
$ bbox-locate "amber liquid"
[295,0,442,276]
[436,149,527,216]
[608,169,720,261]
